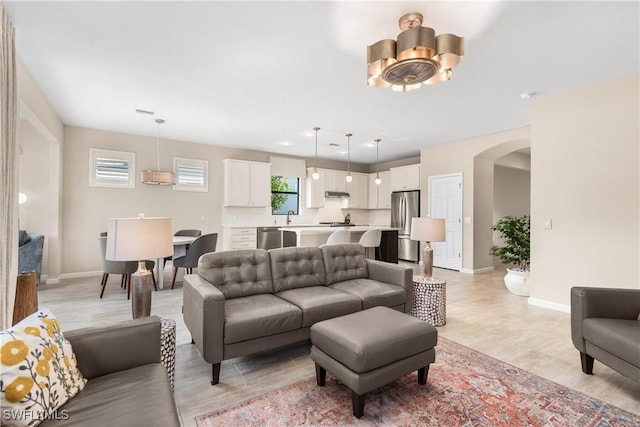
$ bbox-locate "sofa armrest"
[63,316,161,380]
[571,287,640,352]
[366,260,413,311]
[183,273,225,364]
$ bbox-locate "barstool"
[325,230,351,245]
[358,229,382,259]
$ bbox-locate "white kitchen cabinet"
[390,164,420,191]
[324,169,347,192]
[346,172,368,209]
[223,159,271,207]
[222,227,257,250]
[368,170,391,209]
[305,167,325,208]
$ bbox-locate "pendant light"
[345,132,353,183]
[141,118,176,185]
[312,127,320,180]
[374,139,382,185]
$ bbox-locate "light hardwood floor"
[38,265,639,426]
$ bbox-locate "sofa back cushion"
[198,249,273,299]
[321,243,368,285]
[269,246,327,293]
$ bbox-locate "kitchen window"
[271,176,299,215]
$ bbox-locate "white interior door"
[429,173,463,270]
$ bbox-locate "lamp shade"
[410,217,446,242]
[106,217,172,261]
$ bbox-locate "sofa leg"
[417,365,430,385]
[211,363,221,385]
[580,352,594,375]
[352,391,366,418]
[315,363,326,387]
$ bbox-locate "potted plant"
[490,215,530,296]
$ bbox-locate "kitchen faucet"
[286,210,295,225]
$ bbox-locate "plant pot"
[504,268,530,297]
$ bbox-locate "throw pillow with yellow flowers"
[0,308,86,427]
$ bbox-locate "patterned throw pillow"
[0,308,87,426]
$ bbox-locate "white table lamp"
[106,215,172,318]
[410,217,446,278]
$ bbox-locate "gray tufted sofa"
[183,243,413,385]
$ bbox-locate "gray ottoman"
[310,306,438,418]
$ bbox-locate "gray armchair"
[18,230,45,285]
[571,287,640,383]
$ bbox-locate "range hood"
[324,191,350,198]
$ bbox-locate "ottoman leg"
[352,391,366,418]
[315,363,326,386]
[418,365,430,385]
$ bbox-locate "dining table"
[156,235,196,289]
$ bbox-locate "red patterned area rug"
[195,337,639,426]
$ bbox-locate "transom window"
[89,148,135,189]
[173,158,208,192]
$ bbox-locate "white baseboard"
[527,297,570,313]
[460,266,494,275]
[49,271,102,284]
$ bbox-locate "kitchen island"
[280,226,400,263]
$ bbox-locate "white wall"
[493,165,531,223]
[16,59,64,283]
[530,74,640,307]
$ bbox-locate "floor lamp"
[106,215,172,318]
[410,217,446,278]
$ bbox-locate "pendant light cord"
[375,139,381,177]
[313,127,320,171]
[346,133,351,175]
[155,118,165,170]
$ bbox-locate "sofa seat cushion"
[583,318,640,366]
[224,294,302,344]
[41,363,179,426]
[330,279,406,310]
[277,286,361,327]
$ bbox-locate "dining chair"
[171,233,218,289]
[99,233,157,299]
[359,229,382,259]
[165,229,202,262]
[325,230,351,245]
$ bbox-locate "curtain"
[0,5,18,329]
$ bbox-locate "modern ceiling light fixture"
[141,118,176,185]
[312,126,320,180]
[367,12,464,92]
[374,139,382,185]
[345,133,353,183]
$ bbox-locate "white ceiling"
[5,1,639,164]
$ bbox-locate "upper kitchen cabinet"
[368,170,391,209]
[390,164,420,191]
[324,169,347,192]
[223,159,271,207]
[346,172,368,209]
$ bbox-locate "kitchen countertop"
[279,226,399,234]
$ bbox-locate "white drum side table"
[412,276,447,326]
[160,317,177,391]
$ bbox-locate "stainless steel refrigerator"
[391,190,420,262]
